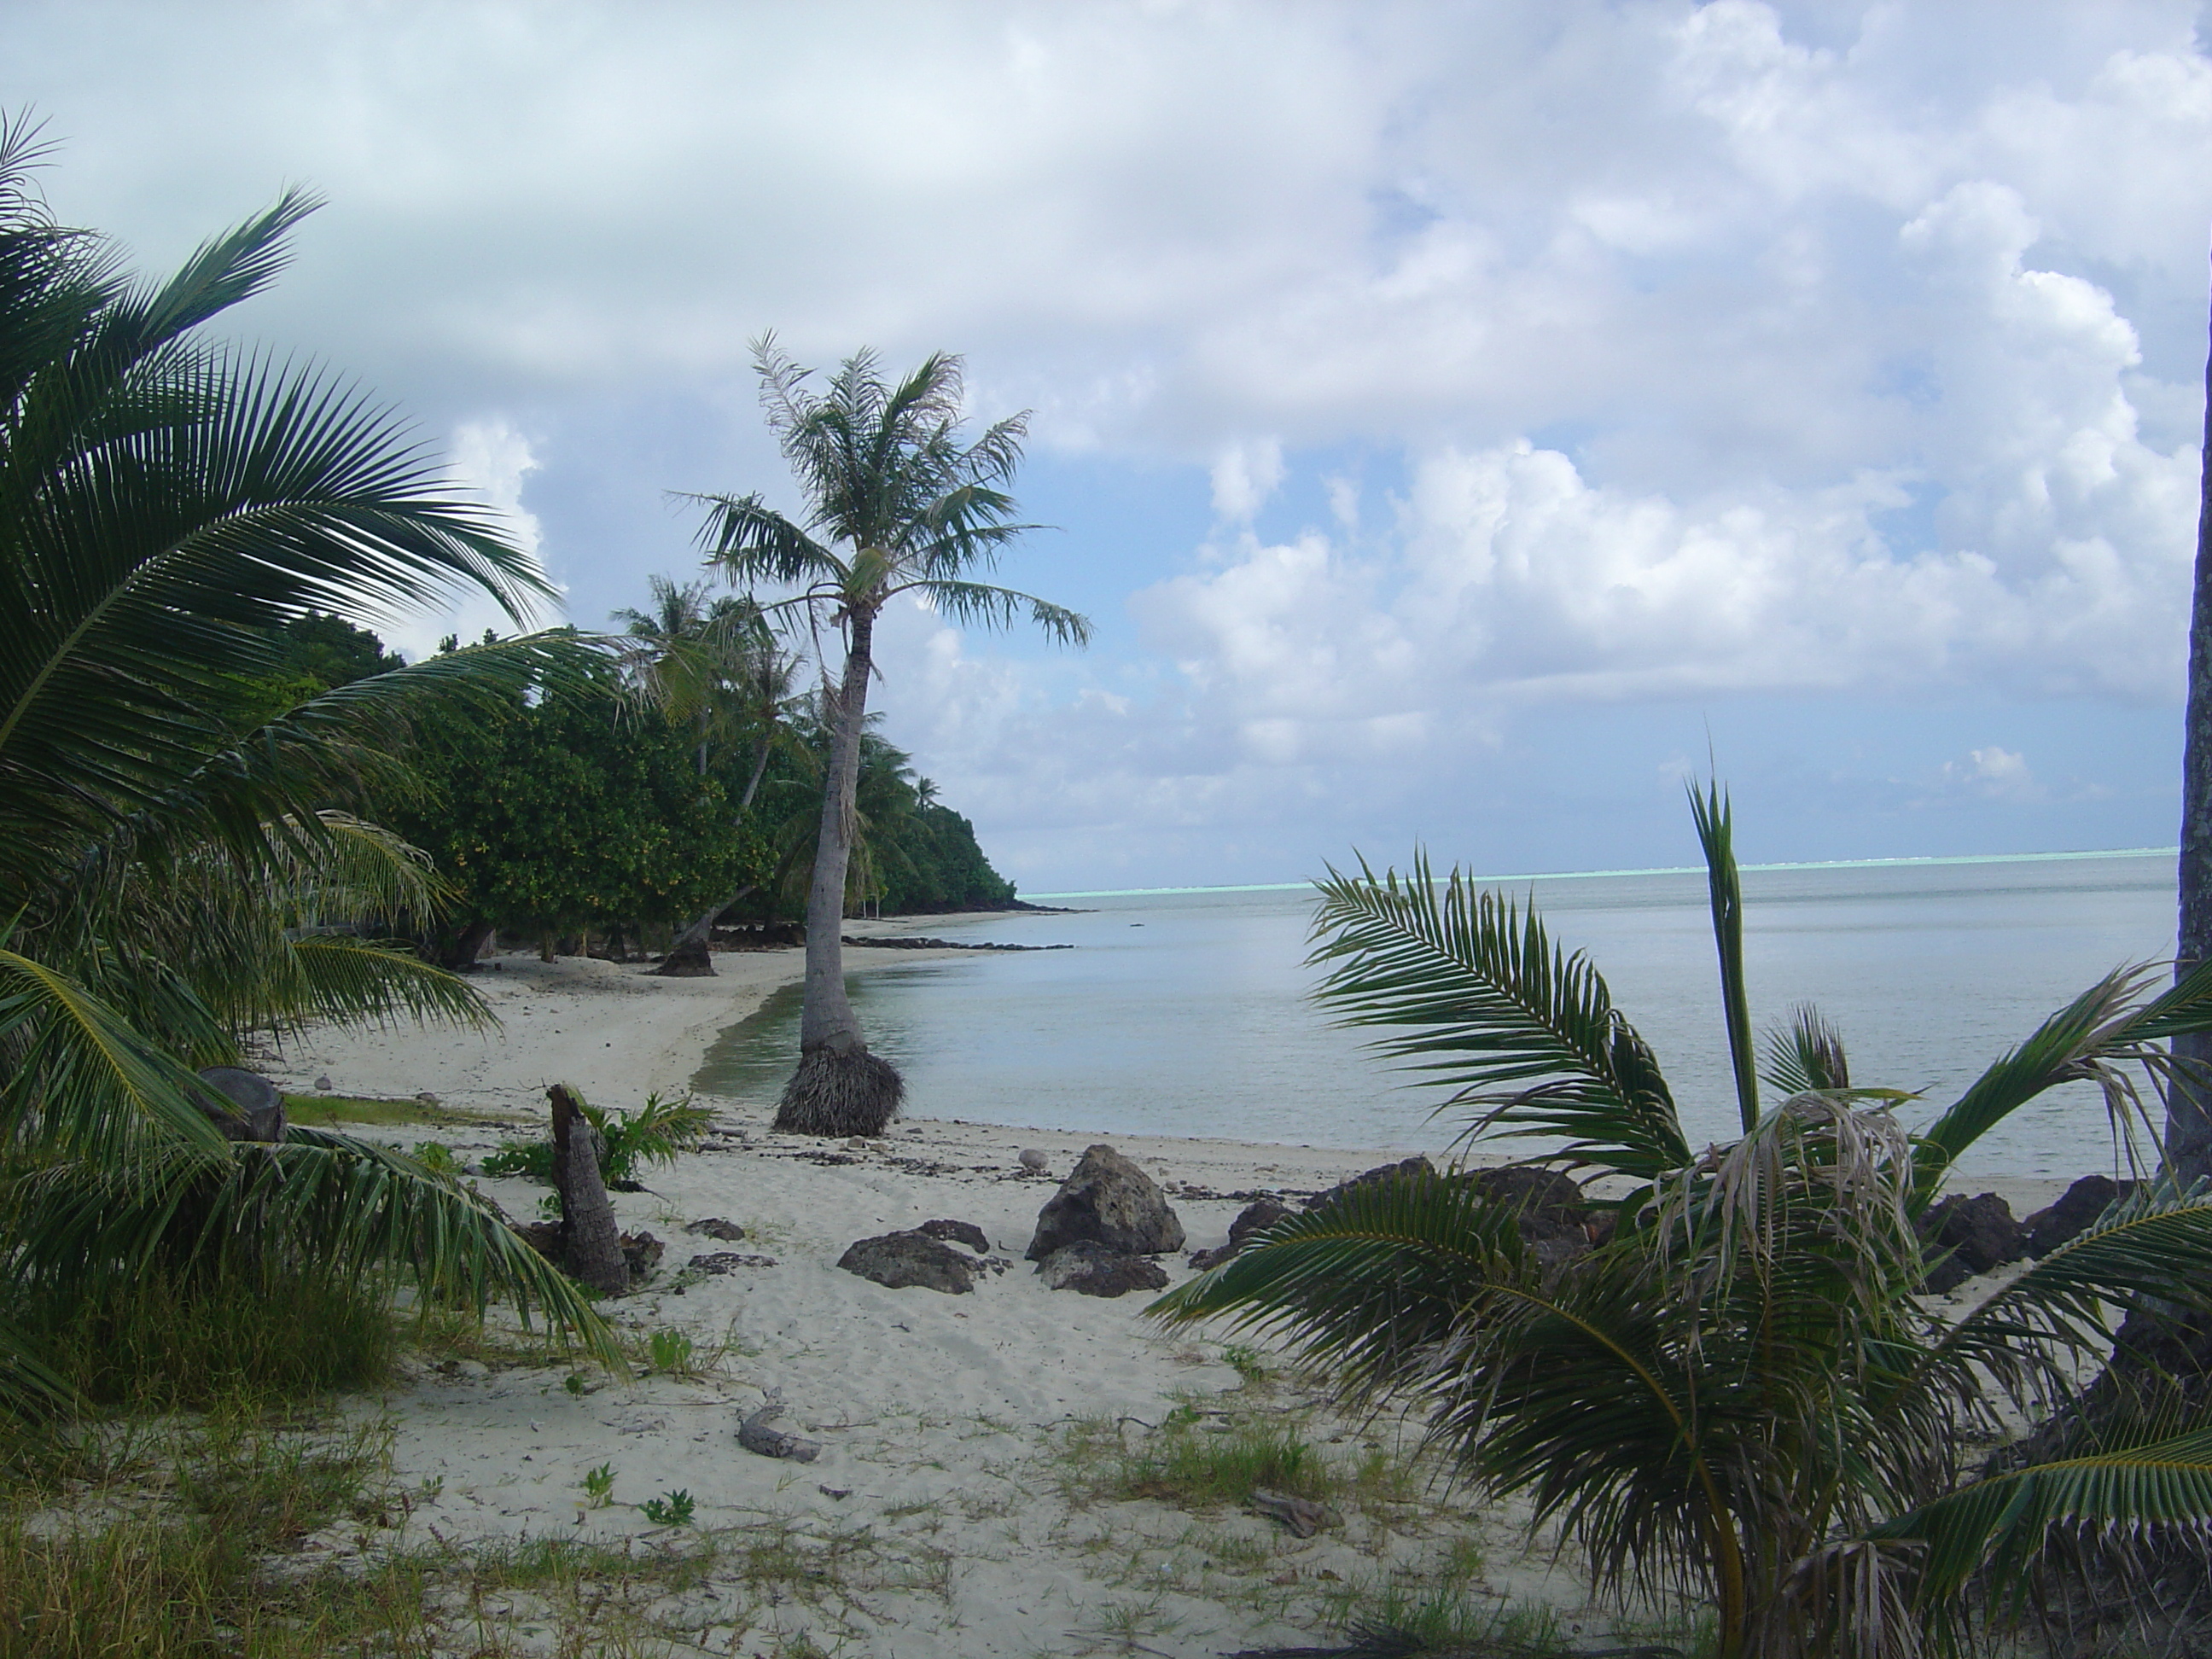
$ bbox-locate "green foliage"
[381,659,774,950]
[0,1414,390,1658]
[1113,1417,1329,1509]
[0,122,617,1414]
[647,1328,696,1375]
[1158,788,2212,1659]
[480,1142,553,1180]
[751,711,1017,917]
[1220,1343,1271,1385]
[482,1090,713,1185]
[639,1488,696,1527]
[582,1462,615,1507]
[413,1140,457,1176]
[17,1266,394,1410]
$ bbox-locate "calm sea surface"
[692,853,2179,1179]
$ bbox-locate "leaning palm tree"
[1156,786,2212,1659]
[689,337,1089,1134]
[0,120,617,1412]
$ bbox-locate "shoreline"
[241,933,2091,1656]
[259,934,2083,1216]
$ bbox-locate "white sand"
[256,938,2077,1657]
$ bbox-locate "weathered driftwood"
[1249,1487,1340,1539]
[738,1393,821,1462]
[549,1084,628,1296]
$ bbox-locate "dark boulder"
[1188,1197,1295,1271]
[837,1230,980,1294]
[1027,1144,1185,1260]
[1467,1163,1586,1215]
[1918,1192,2025,1294]
[685,1217,748,1242]
[1302,1156,1435,1208]
[1470,1163,1595,1272]
[918,1218,992,1254]
[191,1067,287,1143]
[2023,1175,2136,1258]
[1230,1196,1294,1246]
[654,935,716,977]
[1036,1240,1170,1298]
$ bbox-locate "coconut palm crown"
[1155,786,2212,1659]
[689,337,1089,1135]
[0,120,618,1411]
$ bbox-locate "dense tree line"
[262,613,1021,965]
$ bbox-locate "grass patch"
[0,1432,946,1659]
[1061,1406,1336,1513]
[0,1408,393,1659]
[281,1092,510,1130]
[22,1267,396,1412]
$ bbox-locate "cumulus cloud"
[1944,747,2040,800]
[12,0,2212,882]
[368,419,561,661]
[1208,438,1285,522]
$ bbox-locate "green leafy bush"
[481,1091,712,1185]
[639,1489,695,1527]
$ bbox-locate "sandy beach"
[250,932,2077,1657]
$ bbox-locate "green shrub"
[482,1090,713,1186]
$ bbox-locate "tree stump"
[655,934,715,976]
[549,1084,628,1296]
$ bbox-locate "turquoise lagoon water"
[692,852,2179,1179]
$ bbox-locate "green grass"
[0,1409,394,1659]
[0,1427,946,1659]
[20,1267,397,1412]
[280,1092,509,1130]
[1063,1407,1336,1511]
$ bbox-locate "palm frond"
[3,346,558,897]
[1894,1186,2212,1422]
[1912,963,2195,1193]
[0,1315,73,1420]
[1763,1004,1851,1097]
[4,1130,621,1370]
[1690,782,1760,1135]
[903,578,1092,646]
[0,946,226,1157]
[689,492,842,591]
[1308,853,1688,1179]
[1874,1424,2212,1608]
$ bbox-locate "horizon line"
[1024,843,2178,900]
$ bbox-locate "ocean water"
[692,852,2180,1179]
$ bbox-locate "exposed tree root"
[772,1045,904,1137]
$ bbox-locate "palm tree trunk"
[2174,288,2212,1185]
[774,605,904,1135]
[800,608,872,1051]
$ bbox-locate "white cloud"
[1208,437,1284,521]
[1945,746,2040,800]
[14,0,2212,882]
[369,418,560,661]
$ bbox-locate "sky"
[10,0,2212,894]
